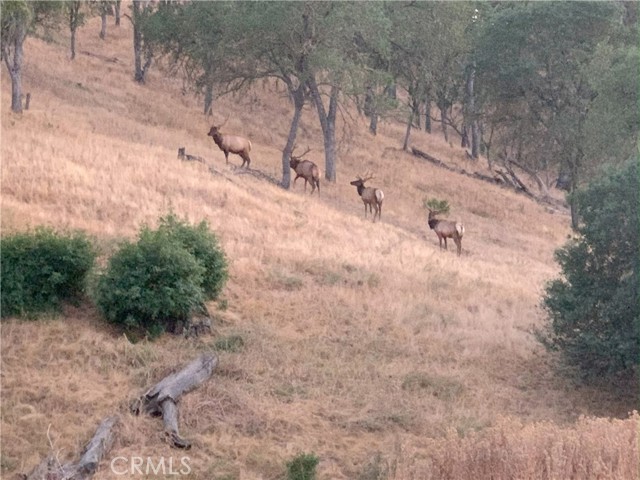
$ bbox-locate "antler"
[215,115,229,129]
[360,171,375,183]
[291,145,311,159]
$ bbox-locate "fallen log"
[231,165,281,186]
[411,147,456,171]
[411,147,567,212]
[79,50,119,63]
[131,352,218,449]
[24,416,119,480]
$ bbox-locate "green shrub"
[1,227,96,318]
[539,158,639,383]
[423,197,450,214]
[94,229,205,335]
[286,453,319,480]
[93,214,228,337]
[155,213,228,300]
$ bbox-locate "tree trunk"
[71,27,77,60]
[461,125,469,148]
[369,112,378,136]
[204,83,214,116]
[100,12,107,39]
[69,1,81,61]
[465,63,480,159]
[281,85,305,189]
[424,96,431,133]
[569,168,580,230]
[115,0,121,26]
[132,0,152,84]
[570,194,579,230]
[363,85,374,117]
[364,86,378,135]
[308,78,338,182]
[2,22,26,113]
[440,106,449,143]
[412,98,421,129]
[402,108,414,151]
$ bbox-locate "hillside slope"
[1,15,636,480]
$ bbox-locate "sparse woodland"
[1,1,638,479]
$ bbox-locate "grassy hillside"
[1,14,637,480]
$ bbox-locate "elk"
[177,147,205,163]
[350,175,384,222]
[289,146,320,194]
[207,119,252,168]
[427,208,465,256]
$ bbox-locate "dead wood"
[132,353,218,448]
[411,147,456,171]
[79,50,119,63]
[231,165,281,186]
[507,158,552,199]
[411,147,567,212]
[23,416,119,480]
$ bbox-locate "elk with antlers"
[289,146,320,194]
[427,208,465,256]
[350,174,384,222]
[207,118,252,168]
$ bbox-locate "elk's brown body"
[427,209,465,256]
[350,176,384,222]
[289,147,320,194]
[207,125,252,168]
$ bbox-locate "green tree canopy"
[540,158,639,386]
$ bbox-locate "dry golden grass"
[1,13,637,480]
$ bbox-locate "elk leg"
[454,237,462,256]
[443,238,448,250]
[224,151,229,165]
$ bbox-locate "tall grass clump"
[94,214,227,336]
[1,227,96,318]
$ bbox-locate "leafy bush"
[423,197,450,214]
[155,213,228,300]
[94,214,228,336]
[539,158,639,383]
[1,227,96,318]
[286,453,319,480]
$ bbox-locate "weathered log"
[24,416,119,480]
[132,353,218,448]
[508,158,552,199]
[411,147,455,171]
[410,147,568,212]
[231,165,281,186]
